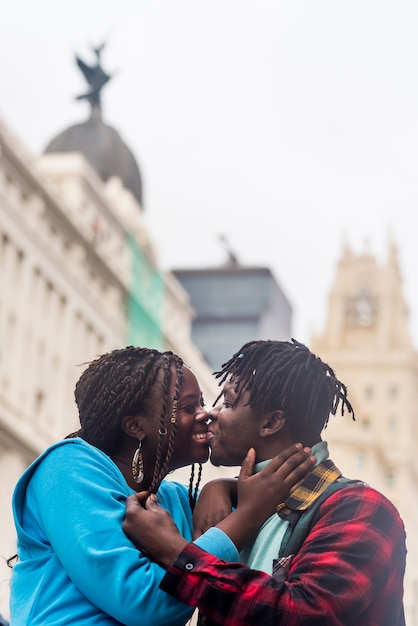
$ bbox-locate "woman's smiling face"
[168,366,210,470]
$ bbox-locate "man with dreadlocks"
[10,345,314,625]
[124,339,407,626]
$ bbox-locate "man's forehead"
[223,378,238,393]
[223,378,249,399]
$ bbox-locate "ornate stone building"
[0,47,240,620]
[311,241,418,625]
[0,114,222,618]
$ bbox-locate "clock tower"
[313,239,411,351]
[311,239,418,625]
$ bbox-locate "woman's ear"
[121,415,144,439]
[259,410,286,437]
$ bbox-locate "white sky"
[1,1,418,346]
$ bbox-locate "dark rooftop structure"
[174,254,292,371]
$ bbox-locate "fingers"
[266,444,316,478]
[267,443,304,469]
[279,450,316,485]
[239,448,256,480]
[125,492,160,518]
[145,493,160,512]
[125,493,143,514]
[287,453,317,492]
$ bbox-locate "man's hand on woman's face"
[123,493,188,569]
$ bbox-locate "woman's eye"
[179,405,194,414]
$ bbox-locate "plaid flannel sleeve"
[160,485,406,626]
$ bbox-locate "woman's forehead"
[179,365,200,391]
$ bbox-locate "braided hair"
[215,339,354,441]
[69,346,201,503]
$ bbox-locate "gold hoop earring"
[132,439,144,484]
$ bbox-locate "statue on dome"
[75,42,112,112]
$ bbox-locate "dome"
[44,108,143,206]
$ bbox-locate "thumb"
[239,448,256,480]
[145,493,160,511]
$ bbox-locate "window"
[389,386,398,399]
[34,389,44,414]
[386,471,395,487]
[388,416,397,432]
[364,386,373,400]
[356,453,366,470]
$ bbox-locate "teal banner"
[126,234,164,349]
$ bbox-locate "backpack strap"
[278,478,364,558]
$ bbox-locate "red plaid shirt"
[161,484,406,625]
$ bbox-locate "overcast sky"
[1,1,418,346]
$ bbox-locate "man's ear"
[259,410,286,437]
[121,415,145,439]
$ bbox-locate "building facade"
[311,241,418,625]
[0,116,222,619]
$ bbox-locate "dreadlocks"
[215,338,354,440]
[69,346,201,503]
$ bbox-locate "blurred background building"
[0,45,417,625]
[173,258,291,371]
[0,50,222,619]
[0,112,224,617]
[311,240,418,623]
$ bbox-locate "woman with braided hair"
[10,345,314,626]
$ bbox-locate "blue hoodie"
[11,438,237,625]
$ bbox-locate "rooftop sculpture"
[75,42,112,112]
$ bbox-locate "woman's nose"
[196,405,209,422]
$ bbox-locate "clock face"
[347,289,377,327]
